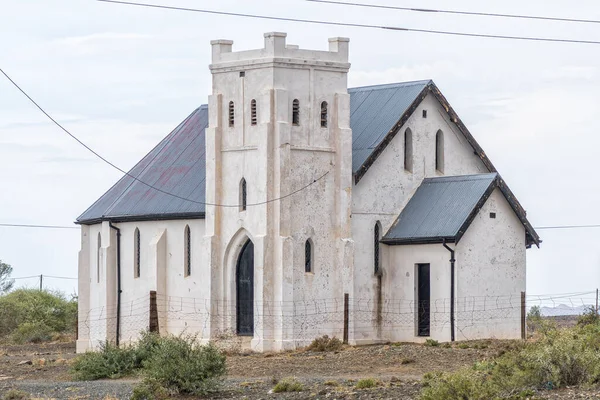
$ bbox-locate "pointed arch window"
[228,101,235,127]
[240,178,247,211]
[435,130,444,173]
[374,222,381,275]
[134,228,141,278]
[250,99,257,126]
[305,239,313,273]
[292,99,300,126]
[97,232,101,283]
[184,225,191,277]
[404,128,413,172]
[320,101,328,128]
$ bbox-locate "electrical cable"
[96,0,600,45]
[0,223,78,229]
[0,67,329,208]
[305,0,600,25]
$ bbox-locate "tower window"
[374,222,381,275]
[240,178,247,211]
[435,130,444,173]
[228,101,235,127]
[292,99,300,126]
[184,225,191,277]
[250,99,257,126]
[404,128,413,172]
[320,101,328,128]
[134,228,141,278]
[305,239,313,273]
[422,109,428,118]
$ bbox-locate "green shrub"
[10,321,54,344]
[71,341,138,380]
[272,377,304,393]
[306,335,343,352]
[577,306,599,327]
[130,380,167,400]
[424,339,439,347]
[1,390,29,400]
[355,378,378,389]
[420,321,600,400]
[141,335,226,395]
[0,289,77,341]
[134,331,162,367]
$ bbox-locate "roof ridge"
[348,80,432,92]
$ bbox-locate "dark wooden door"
[236,240,254,336]
[417,263,430,337]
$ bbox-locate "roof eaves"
[76,212,206,226]
[495,177,541,247]
[380,236,457,246]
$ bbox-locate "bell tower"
[204,32,354,351]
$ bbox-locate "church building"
[76,32,540,353]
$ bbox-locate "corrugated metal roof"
[349,80,430,173]
[76,105,208,223]
[382,174,498,244]
[77,81,430,224]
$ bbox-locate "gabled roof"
[352,80,496,184]
[76,105,208,224]
[349,80,431,173]
[76,80,517,226]
[381,173,540,247]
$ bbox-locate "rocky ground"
[1,340,600,399]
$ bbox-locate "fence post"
[149,291,159,333]
[343,293,349,344]
[521,291,526,340]
[596,288,598,316]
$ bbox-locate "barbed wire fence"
[78,289,600,351]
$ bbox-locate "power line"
[306,0,600,25]
[96,0,600,45]
[0,223,78,229]
[534,224,600,230]
[0,67,329,208]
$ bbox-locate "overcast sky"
[1,0,600,297]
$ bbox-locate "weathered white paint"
[77,32,531,352]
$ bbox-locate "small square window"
[422,110,427,118]
[239,71,245,77]
[490,212,496,219]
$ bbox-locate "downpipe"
[109,222,122,347]
[442,240,455,342]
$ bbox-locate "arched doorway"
[236,240,254,336]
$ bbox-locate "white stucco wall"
[454,188,526,340]
[77,218,207,352]
[350,92,489,344]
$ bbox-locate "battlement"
[210,32,350,71]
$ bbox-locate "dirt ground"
[1,340,600,399]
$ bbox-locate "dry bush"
[272,377,304,393]
[306,335,343,352]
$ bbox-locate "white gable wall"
[350,93,488,344]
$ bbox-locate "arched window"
[97,232,101,283]
[228,101,235,127]
[250,99,257,126]
[320,101,328,128]
[240,178,247,211]
[374,222,381,275]
[404,128,413,172]
[184,225,191,277]
[305,239,313,273]
[435,130,444,173]
[134,228,141,278]
[292,99,300,126]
